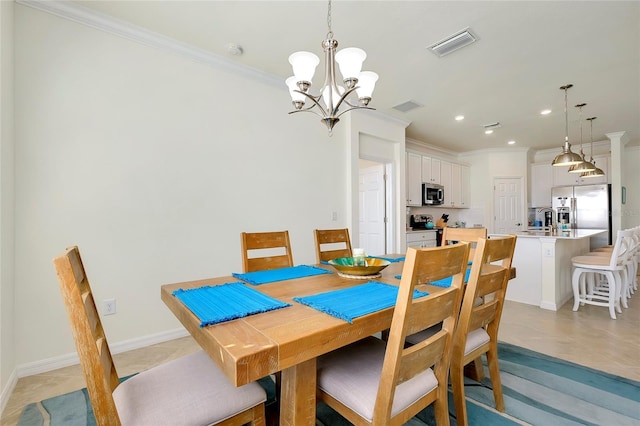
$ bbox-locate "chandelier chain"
[327,0,333,38]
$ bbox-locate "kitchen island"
[501,229,607,310]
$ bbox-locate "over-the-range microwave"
[422,183,444,206]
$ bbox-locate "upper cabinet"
[406,152,469,208]
[530,163,553,207]
[406,152,422,206]
[421,156,441,184]
[552,155,609,186]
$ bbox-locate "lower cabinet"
[406,231,437,250]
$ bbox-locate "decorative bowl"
[328,257,391,276]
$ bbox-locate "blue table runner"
[173,282,290,327]
[232,265,332,285]
[293,281,429,323]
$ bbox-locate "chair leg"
[433,380,451,426]
[572,268,583,311]
[605,271,617,319]
[450,360,468,426]
[485,345,504,412]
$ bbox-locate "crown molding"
[16,0,283,88]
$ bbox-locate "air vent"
[428,28,478,57]
[392,100,423,113]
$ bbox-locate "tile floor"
[2,282,638,425]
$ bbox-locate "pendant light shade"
[552,84,583,167]
[568,103,596,173]
[581,117,605,178]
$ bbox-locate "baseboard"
[539,301,559,311]
[0,327,190,412]
[0,369,18,418]
[16,328,189,378]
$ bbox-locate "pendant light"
[568,103,596,173]
[551,84,583,167]
[581,117,605,178]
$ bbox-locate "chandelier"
[551,84,583,167]
[568,103,595,173]
[581,116,605,178]
[286,0,378,134]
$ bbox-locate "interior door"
[359,164,386,256]
[493,177,523,234]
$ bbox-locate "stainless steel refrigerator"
[551,184,611,249]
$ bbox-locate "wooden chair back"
[456,236,516,353]
[241,231,294,273]
[53,246,121,425]
[374,242,470,424]
[314,228,353,263]
[442,227,487,259]
[450,235,516,425]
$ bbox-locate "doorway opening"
[358,159,392,256]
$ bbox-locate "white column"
[606,131,630,237]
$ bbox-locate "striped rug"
[18,343,639,426]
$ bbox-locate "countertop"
[514,229,606,239]
[406,228,438,233]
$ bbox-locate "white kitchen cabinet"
[440,160,452,206]
[406,152,422,206]
[436,160,469,208]
[530,163,553,207]
[406,231,437,250]
[421,156,441,184]
[552,154,609,186]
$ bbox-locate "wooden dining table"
[160,258,516,426]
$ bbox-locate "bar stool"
[571,229,634,319]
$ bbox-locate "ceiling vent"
[392,100,423,113]
[483,122,502,129]
[428,28,478,57]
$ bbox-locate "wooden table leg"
[464,356,485,382]
[279,358,317,426]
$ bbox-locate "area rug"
[18,343,640,426]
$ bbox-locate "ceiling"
[69,0,639,153]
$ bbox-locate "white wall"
[12,4,352,367]
[0,0,16,396]
[622,146,640,229]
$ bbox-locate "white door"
[494,177,524,234]
[359,164,386,256]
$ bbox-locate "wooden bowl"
[328,257,390,276]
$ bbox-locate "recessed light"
[540,109,552,115]
[484,129,493,135]
[455,115,465,121]
[507,140,516,145]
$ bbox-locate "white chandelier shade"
[286,0,377,134]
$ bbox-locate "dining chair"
[316,242,470,425]
[442,226,487,259]
[404,236,516,426]
[241,230,294,273]
[314,228,353,263]
[53,246,266,426]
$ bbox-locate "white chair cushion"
[113,350,266,426]
[406,326,489,356]
[317,336,438,422]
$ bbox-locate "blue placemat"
[429,267,472,288]
[232,265,332,285]
[395,267,471,287]
[293,281,429,323]
[370,255,405,263]
[172,282,290,327]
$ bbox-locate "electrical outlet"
[331,211,338,221]
[103,299,116,315]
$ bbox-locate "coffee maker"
[555,197,571,229]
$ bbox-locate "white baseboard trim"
[0,369,18,418]
[1,328,189,417]
[16,328,189,378]
[539,301,559,311]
